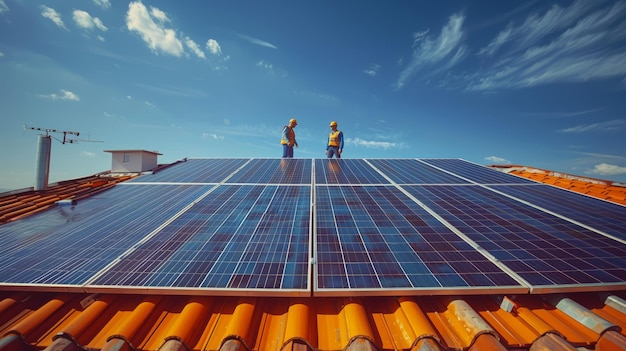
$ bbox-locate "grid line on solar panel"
[420,159,535,184]
[366,159,471,184]
[89,185,311,294]
[315,159,390,184]
[0,184,213,286]
[314,185,525,294]
[402,185,626,292]
[128,158,251,183]
[225,159,312,184]
[491,184,626,242]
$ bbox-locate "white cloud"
[346,137,405,150]
[184,37,205,59]
[40,5,67,30]
[558,119,625,133]
[202,132,224,140]
[81,151,96,157]
[0,0,8,14]
[39,89,80,101]
[126,1,184,57]
[73,10,108,32]
[93,0,111,9]
[485,156,510,164]
[239,34,277,49]
[468,1,626,91]
[395,13,467,89]
[364,64,381,77]
[0,52,4,58]
[587,163,626,176]
[206,39,222,55]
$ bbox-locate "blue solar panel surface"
[129,158,249,183]
[315,185,523,293]
[0,158,624,296]
[403,185,626,290]
[492,184,626,241]
[315,159,389,184]
[366,159,470,184]
[422,159,536,184]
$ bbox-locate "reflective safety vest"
[328,130,342,147]
[281,126,296,145]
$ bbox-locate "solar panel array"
[0,158,624,296]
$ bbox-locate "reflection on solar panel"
[0,158,624,296]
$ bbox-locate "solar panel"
[366,159,470,184]
[0,158,624,296]
[403,185,626,292]
[0,184,212,286]
[89,185,311,294]
[421,159,536,184]
[314,185,525,295]
[492,184,626,241]
[226,159,312,184]
[129,158,250,183]
[315,159,390,184]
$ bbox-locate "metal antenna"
[24,125,102,190]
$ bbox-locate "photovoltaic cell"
[128,158,249,183]
[403,185,626,291]
[226,159,312,184]
[367,159,470,184]
[421,159,535,184]
[315,159,389,184]
[91,185,310,293]
[315,185,524,294]
[0,184,212,286]
[491,184,626,241]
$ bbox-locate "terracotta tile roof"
[1,164,626,351]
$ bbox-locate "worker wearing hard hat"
[326,121,344,158]
[281,118,299,158]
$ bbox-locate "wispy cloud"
[485,156,510,164]
[202,132,224,140]
[40,5,67,30]
[184,37,205,59]
[468,1,626,91]
[557,119,625,133]
[346,137,406,150]
[395,13,467,89]
[73,10,108,32]
[364,64,381,77]
[0,0,8,14]
[39,89,80,101]
[93,0,111,9]
[239,34,277,49]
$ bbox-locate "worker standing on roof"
[281,118,299,158]
[326,121,344,158]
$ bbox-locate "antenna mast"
[24,126,85,191]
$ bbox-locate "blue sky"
[1,0,626,191]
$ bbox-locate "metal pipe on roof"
[547,296,619,335]
[34,135,51,191]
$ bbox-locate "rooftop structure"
[0,158,625,351]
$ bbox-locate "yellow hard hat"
[330,121,338,127]
[289,118,298,125]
